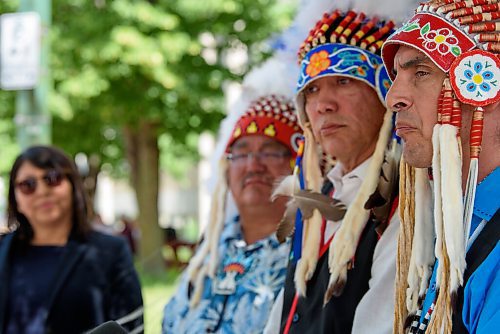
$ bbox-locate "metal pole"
[15,0,51,149]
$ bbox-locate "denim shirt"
[163,217,290,334]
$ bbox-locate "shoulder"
[0,231,15,248]
[463,244,500,332]
[84,231,131,258]
[87,230,127,247]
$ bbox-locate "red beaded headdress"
[186,57,301,307]
[226,95,301,156]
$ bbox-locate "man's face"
[303,76,386,167]
[386,46,446,168]
[227,135,292,210]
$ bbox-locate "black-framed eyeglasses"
[15,169,66,195]
[226,151,291,166]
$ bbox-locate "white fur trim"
[406,167,435,313]
[432,124,444,288]
[295,209,323,296]
[439,125,465,292]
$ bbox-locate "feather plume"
[276,199,299,244]
[294,190,347,222]
[334,0,420,23]
[276,190,347,243]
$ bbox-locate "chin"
[402,148,432,169]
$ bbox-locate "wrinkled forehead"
[392,45,438,75]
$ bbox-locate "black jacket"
[0,231,143,334]
[280,220,378,333]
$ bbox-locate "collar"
[474,167,500,222]
[220,215,281,249]
[326,157,372,206]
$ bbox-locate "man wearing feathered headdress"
[265,2,416,333]
[382,1,500,333]
[162,58,302,333]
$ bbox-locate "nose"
[246,153,266,172]
[386,75,411,113]
[316,89,338,115]
[35,179,52,195]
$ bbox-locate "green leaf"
[420,22,430,35]
[451,46,461,57]
[403,23,419,32]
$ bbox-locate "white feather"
[343,0,421,23]
[272,175,299,201]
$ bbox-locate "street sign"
[0,12,41,90]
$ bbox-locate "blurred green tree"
[1,0,294,272]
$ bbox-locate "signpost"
[0,12,41,90]
[0,0,51,149]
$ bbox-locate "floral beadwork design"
[306,50,331,77]
[463,62,495,94]
[420,24,461,56]
[450,50,500,106]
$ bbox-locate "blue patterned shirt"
[162,216,290,334]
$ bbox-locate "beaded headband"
[296,10,396,109]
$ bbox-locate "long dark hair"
[7,145,90,242]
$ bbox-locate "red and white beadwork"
[226,94,301,155]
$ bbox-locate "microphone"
[86,321,128,334]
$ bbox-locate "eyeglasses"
[226,151,291,166]
[15,170,66,195]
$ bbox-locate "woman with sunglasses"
[0,146,143,334]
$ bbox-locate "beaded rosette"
[449,49,500,106]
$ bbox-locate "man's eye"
[304,85,318,95]
[415,70,430,78]
[337,77,351,85]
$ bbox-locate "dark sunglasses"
[15,170,66,195]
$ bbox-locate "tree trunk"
[83,154,101,221]
[124,120,164,274]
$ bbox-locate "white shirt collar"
[326,157,372,206]
[322,157,372,242]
